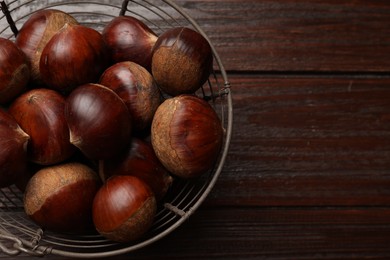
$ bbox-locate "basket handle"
[0,228,47,257]
[120,0,129,16]
[0,1,18,37]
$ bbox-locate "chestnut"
[9,88,76,165]
[99,61,162,134]
[151,27,213,96]
[65,83,132,160]
[39,23,109,93]
[24,162,101,233]
[15,9,78,85]
[0,37,30,105]
[92,175,156,242]
[100,138,173,201]
[151,95,223,178]
[102,16,157,70]
[0,109,29,188]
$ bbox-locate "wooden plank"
[100,207,390,259]
[207,74,390,206]
[177,0,390,72]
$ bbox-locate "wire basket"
[0,0,232,258]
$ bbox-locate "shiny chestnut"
[9,88,75,165]
[151,95,223,178]
[92,175,156,242]
[40,23,109,93]
[102,16,157,70]
[99,61,161,134]
[24,162,101,233]
[151,27,213,96]
[0,109,29,187]
[0,38,30,105]
[15,9,78,85]
[65,83,132,160]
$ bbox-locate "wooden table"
[4,0,390,259]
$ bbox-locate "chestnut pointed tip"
[17,127,30,151]
[148,33,158,44]
[17,126,30,140]
[98,160,106,182]
[69,130,82,147]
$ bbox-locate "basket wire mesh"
[0,0,232,258]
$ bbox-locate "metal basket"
[0,0,232,258]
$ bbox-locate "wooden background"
[4,0,390,259]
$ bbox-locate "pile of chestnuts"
[0,9,223,243]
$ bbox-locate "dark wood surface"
[4,0,390,259]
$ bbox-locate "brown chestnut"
[151,95,223,178]
[92,175,156,242]
[15,9,78,85]
[9,88,75,165]
[151,27,213,96]
[65,83,132,160]
[0,37,30,105]
[100,138,173,201]
[39,23,109,93]
[24,162,101,233]
[102,16,157,70]
[0,109,29,187]
[99,61,161,134]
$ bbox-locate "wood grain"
[178,0,390,72]
[102,207,390,259]
[207,75,390,206]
